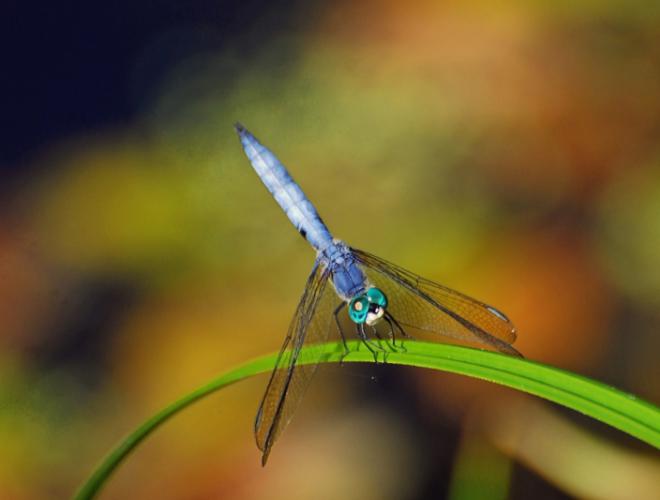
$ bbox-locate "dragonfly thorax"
[348,287,388,325]
[321,240,368,300]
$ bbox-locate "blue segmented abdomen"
[235,124,334,251]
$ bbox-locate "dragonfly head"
[348,287,388,325]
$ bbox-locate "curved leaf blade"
[73,341,660,500]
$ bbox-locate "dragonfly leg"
[386,312,413,339]
[357,323,385,363]
[384,312,412,353]
[371,324,398,353]
[333,302,351,363]
[382,316,405,352]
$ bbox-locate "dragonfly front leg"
[357,322,387,363]
[366,323,400,355]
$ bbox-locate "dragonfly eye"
[349,288,388,324]
[348,296,369,323]
[366,287,388,308]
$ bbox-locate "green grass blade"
[73,341,660,500]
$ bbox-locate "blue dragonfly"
[235,123,521,465]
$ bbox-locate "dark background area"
[1,0,309,167]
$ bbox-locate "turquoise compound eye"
[348,296,369,324]
[366,287,388,307]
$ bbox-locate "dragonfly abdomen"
[236,124,333,251]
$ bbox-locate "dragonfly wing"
[351,248,521,357]
[254,259,339,465]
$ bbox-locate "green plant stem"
[73,341,660,500]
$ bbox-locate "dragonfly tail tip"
[234,122,246,134]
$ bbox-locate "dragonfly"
[235,123,521,465]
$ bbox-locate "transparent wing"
[351,248,521,357]
[254,259,340,465]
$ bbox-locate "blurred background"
[1,1,659,498]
